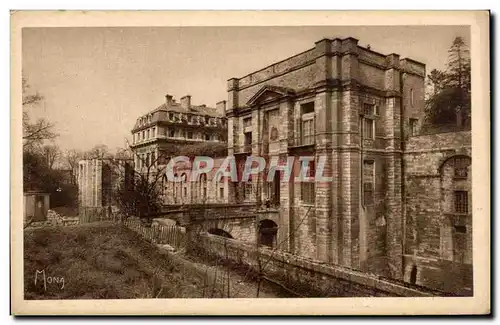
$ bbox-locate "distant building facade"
[129,94,228,170]
[161,157,230,205]
[223,37,472,294]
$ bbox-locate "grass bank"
[24,223,206,299]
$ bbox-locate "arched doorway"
[208,228,233,239]
[258,219,278,247]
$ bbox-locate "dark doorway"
[258,219,278,247]
[208,228,233,239]
[410,265,418,284]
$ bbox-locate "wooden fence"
[123,218,187,250]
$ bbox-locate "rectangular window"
[205,133,210,141]
[243,117,252,128]
[243,175,254,201]
[169,129,175,137]
[409,118,418,136]
[301,159,315,204]
[362,118,374,140]
[364,103,375,116]
[219,187,224,199]
[301,102,315,114]
[244,132,252,152]
[454,191,468,213]
[301,119,315,145]
[187,131,193,139]
[244,132,252,145]
[152,127,156,138]
[363,160,375,207]
[454,157,470,179]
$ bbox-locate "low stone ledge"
[193,233,443,297]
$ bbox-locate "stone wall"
[25,209,80,228]
[403,131,472,296]
[191,233,452,297]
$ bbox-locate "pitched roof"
[246,85,296,106]
[150,102,223,117]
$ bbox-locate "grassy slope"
[24,223,205,299]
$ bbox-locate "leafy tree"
[426,68,447,97]
[425,37,471,128]
[23,149,77,207]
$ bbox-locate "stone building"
[77,158,134,209]
[129,94,228,169]
[223,37,472,294]
[129,94,230,205]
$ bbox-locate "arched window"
[173,173,178,203]
[180,173,188,201]
[200,174,208,201]
[162,174,168,196]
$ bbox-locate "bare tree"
[110,142,167,226]
[64,149,83,184]
[41,144,61,169]
[83,144,112,160]
[22,77,57,148]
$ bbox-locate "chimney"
[216,100,226,117]
[165,94,173,106]
[180,95,191,111]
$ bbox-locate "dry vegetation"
[24,223,206,299]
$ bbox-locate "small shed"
[24,191,50,222]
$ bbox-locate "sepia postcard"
[11,10,490,316]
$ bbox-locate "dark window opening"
[454,191,468,214]
[208,228,233,239]
[187,131,193,139]
[363,103,375,116]
[454,225,467,234]
[301,102,315,114]
[409,118,418,136]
